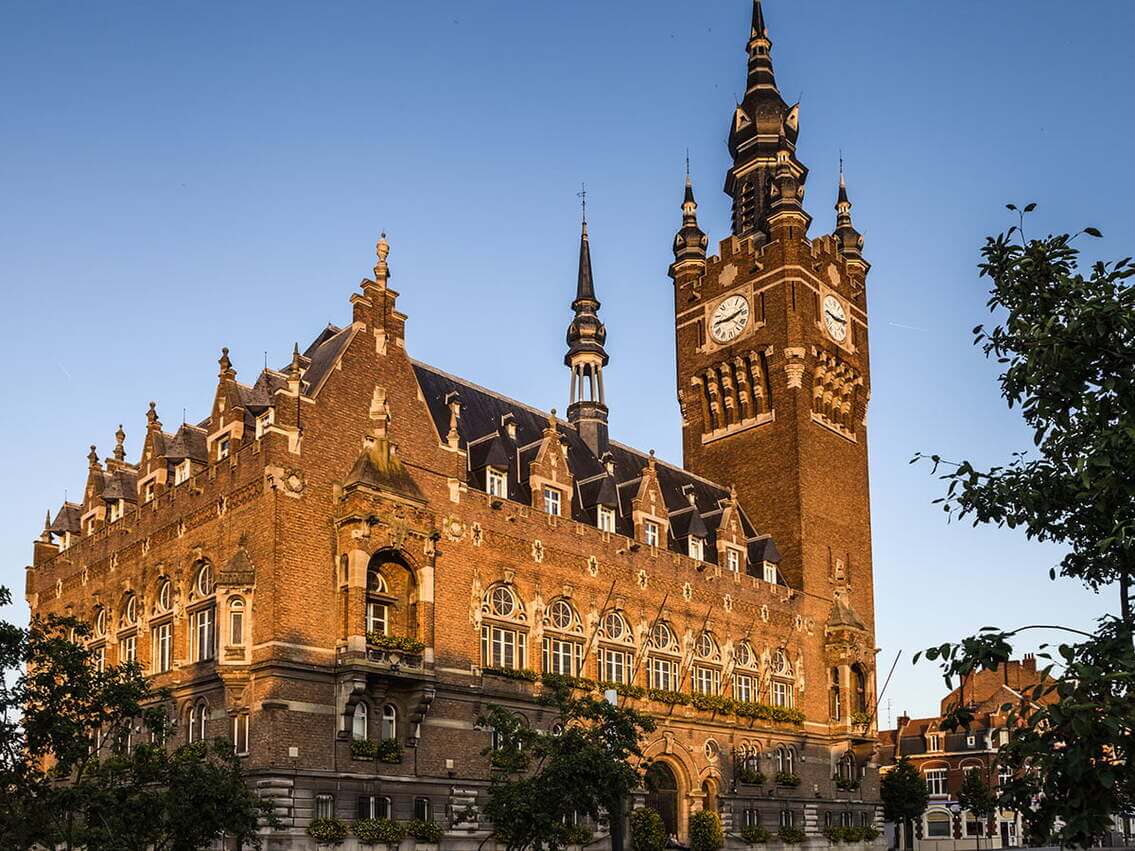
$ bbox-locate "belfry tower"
[670,1,873,614]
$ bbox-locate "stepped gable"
[412,360,784,581]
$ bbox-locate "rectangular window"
[193,607,215,662]
[230,608,244,646]
[366,601,388,637]
[926,768,948,797]
[647,656,677,691]
[542,637,582,676]
[414,797,430,821]
[772,679,794,708]
[143,481,155,504]
[688,537,704,561]
[734,673,755,703]
[644,521,660,548]
[482,625,525,670]
[487,467,507,498]
[780,810,796,828]
[763,562,777,584]
[966,818,983,837]
[151,622,172,673]
[692,666,720,696]
[94,645,106,673]
[109,500,124,522]
[998,767,1012,787]
[358,796,391,820]
[315,794,335,820]
[217,436,231,461]
[233,713,249,755]
[927,733,942,752]
[600,648,631,684]
[597,505,615,533]
[544,487,561,517]
[726,549,741,572]
[121,634,136,664]
[255,409,274,439]
[926,814,951,838]
[174,460,192,485]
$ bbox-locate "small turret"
[672,173,708,265]
[834,162,866,266]
[112,424,126,463]
[565,206,610,458]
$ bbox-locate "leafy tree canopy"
[880,757,929,826]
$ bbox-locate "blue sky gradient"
[2,1,1132,720]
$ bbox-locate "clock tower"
[669,1,872,612]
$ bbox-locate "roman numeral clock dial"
[822,294,848,343]
[710,294,750,343]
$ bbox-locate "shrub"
[630,807,666,851]
[824,826,867,843]
[377,738,403,764]
[308,817,350,845]
[778,826,806,844]
[366,633,426,654]
[862,826,879,841]
[834,777,860,791]
[738,765,766,785]
[600,681,646,700]
[740,825,771,844]
[541,672,597,693]
[691,693,735,714]
[849,711,872,728]
[689,810,725,851]
[354,817,406,846]
[647,689,691,706]
[775,771,802,787]
[565,824,594,847]
[350,738,380,759]
[407,818,444,843]
[483,667,539,682]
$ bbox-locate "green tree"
[914,210,1135,848]
[958,770,997,849]
[880,758,928,851]
[0,585,277,849]
[688,810,724,851]
[478,688,656,851]
[629,807,666,851]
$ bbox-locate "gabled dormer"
[671,486,710,562]
[81,445,107,535]
[716,486,749,574]
[631,452,668,549]
[207,348,247,463]
[527,412,572,518]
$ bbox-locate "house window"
[382,704,397,741]
[692,666,720,696]
[966,817,984,837]
[852,664,868,713]
[94,608,107,637]
[143,481,155,503]
[188,702,208,743]
[151,622,172,673]
[597,505,615,532]
[366,568,389,638]
[93,645,106,673]
[926,812,950,838]
[229,597,245,645]
[233,713,249,755]
[650,622,677,652]
[157,578,172,612]
[780,810,796,828]
[726,548,741,572]
[109,500,124,522]
[358,796,391,820]
[123,594,138,625]
[841,812,854,828]
[967,735,976,748]
[192,607,215,662]
[743,809,761,828]
[734,673,755,703]
[776,746,796,775]
[688,537,704,561]
[602,611,628,641]
[487,467,507,498]
[255,409,274,439]
[174,460,192,485]
[830,668,842,720]
[414,797,431,821]
[489,585,517,617]
[927,733,942,752]
[647,656,678,691]
[352,703,368,741]
[195,563,215,597]
[217,436,231,461]
[763,562,777,584]
[543,637,582,676]
[315,794,335,820]
[482,624,526,670]
[544,487,561,517]
[998,766,1012,787]
[121,634,136,664]
[925,768,948,796]
[772,679,794,708]
[644,520,660,548]
[600,648,632,684]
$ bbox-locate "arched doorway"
[646,762,680,839]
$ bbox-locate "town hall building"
[26,4,881,847]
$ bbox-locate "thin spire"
[752,0,767,39]
[745,0,777,93]
[574,195,596,305]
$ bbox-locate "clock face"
[822,295,848,342]
[710,295,750,343]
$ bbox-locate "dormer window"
[487,467,507,499]
[108,500,124,523]
[217,436,231,461]
[927,733,942,752]
[726,548,741,572]
[644,521,660,548]
[763,562,777,584]
[597,505,615,533]
[174,460,192,485]
[255,409,274,439]
[543,487,561,517]
[688,536,704,561]
[143,481,155,504]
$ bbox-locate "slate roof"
[412,360,784,581]
[49,502,82,535]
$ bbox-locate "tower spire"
[746,1,776,93]
[565,206,609,458]
[672,164,708,265]
[834,159,866,266]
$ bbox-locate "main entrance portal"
[645,762,680,838]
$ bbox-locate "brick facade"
[26,4,882,849]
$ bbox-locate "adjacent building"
[26,3,882,848]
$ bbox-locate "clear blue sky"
[2,1,1132,721]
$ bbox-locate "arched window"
[696,632,719,660]
[366,568,389,638]
[770,649,795,708]
[195,562,214,597]
[188,701,208,743]
[733,641,758,702]
[926,811,951,839]
[650,622,677,652]
[156,578,172,613]
[837,753,856,782]
[123,594,137,626]
[228,597,245,645]
[830,668,842,721]
[542,598,583,676]
[852,664,868,714]
[381,704,397,741]
[352,703,368,741]
[647,623,679,691]
[598,610,634,684]
[776,745,797,776]
[692,632,721,695]
[546,599,578,632]
[481,585,527,671]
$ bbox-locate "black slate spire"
[565,213,609,458]
[834,161,865,263]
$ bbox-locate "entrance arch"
[646,761,680,839]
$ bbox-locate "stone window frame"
[486,466,508,499]
[597,504,616,533]
[480,583,529,671]
[543,486,562,517]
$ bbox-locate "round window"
[697,632,716,658]
[549,600,574,630]
[603,611,626,640]
[490,586,516,618]
[124,595,137,625]
[157,579,172,611]
[195,563,214,597]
